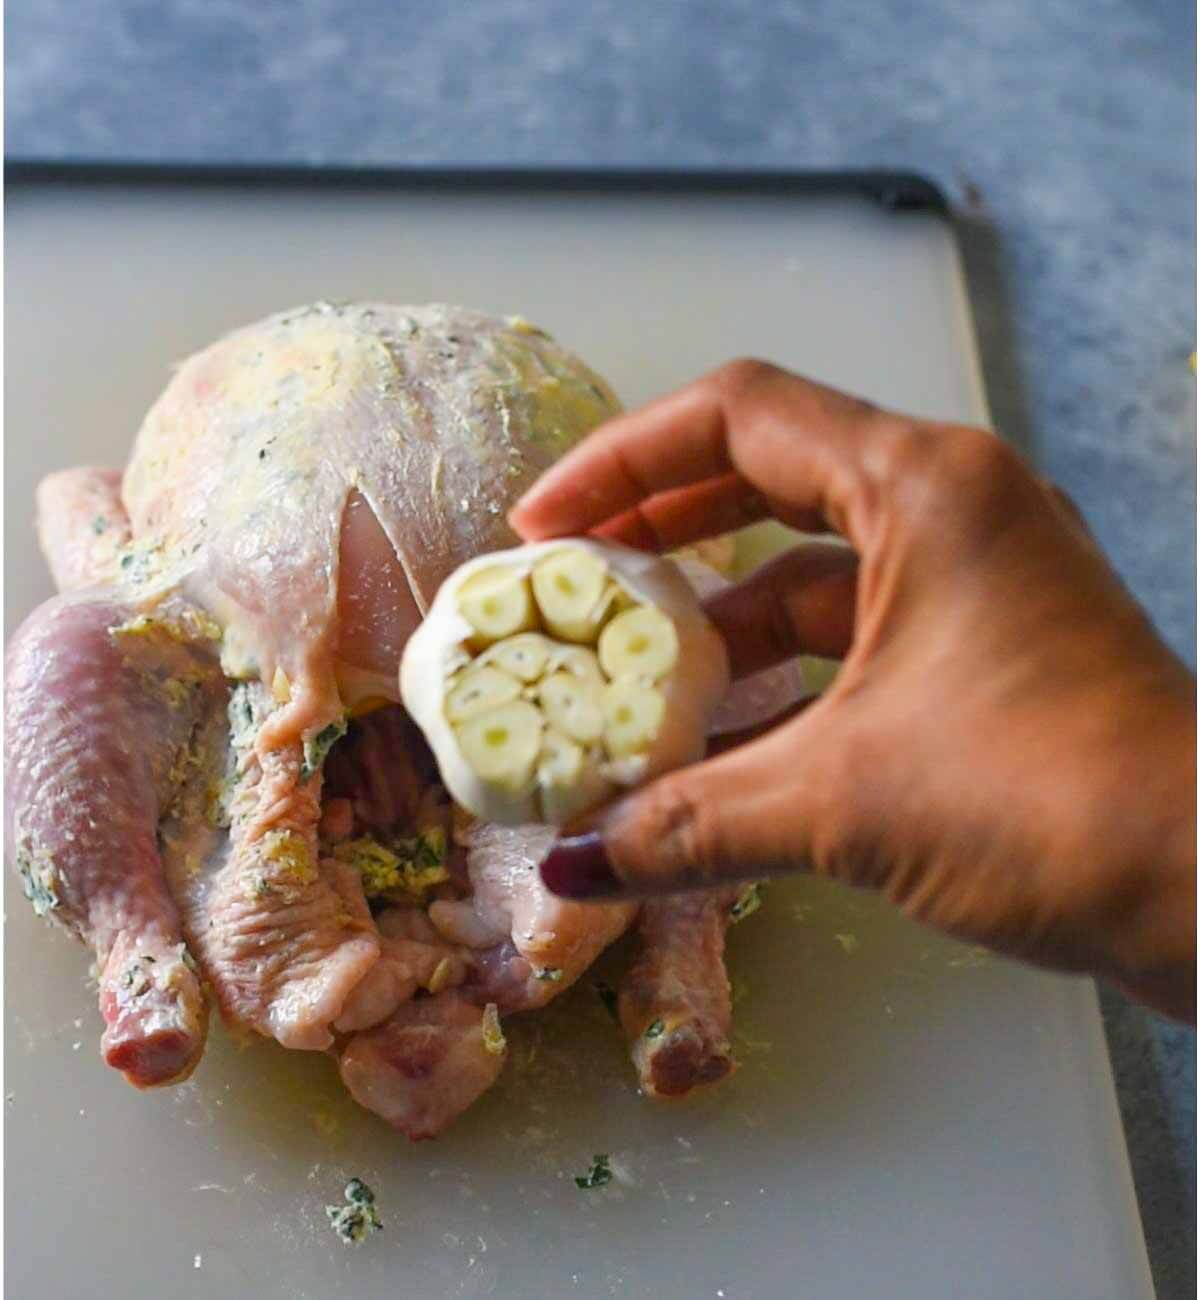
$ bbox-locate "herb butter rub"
[122,302,620,731]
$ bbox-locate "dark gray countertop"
[6,1,1195,1294]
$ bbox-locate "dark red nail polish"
[539,833,621,898]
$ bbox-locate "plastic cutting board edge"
[4,174,1153,1300]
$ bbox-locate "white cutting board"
[4,177,1153,1300]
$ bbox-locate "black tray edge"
[4,160,948,214]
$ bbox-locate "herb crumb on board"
[574,1154,612,1190]
[326,1178,383,1245]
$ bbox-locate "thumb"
[539,708,837,898]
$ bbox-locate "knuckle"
[710,357,783,398]
[629,775,724,884]
[863,419,937,489]
[871,420,1026,507]
[942,425,1022,482]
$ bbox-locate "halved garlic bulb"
[400,538,730,825]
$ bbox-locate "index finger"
[508,360,887,543]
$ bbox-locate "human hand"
[510,361,1196,1022]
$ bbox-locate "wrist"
[1105,808,1194,1021]
[1087,685,1195,1021]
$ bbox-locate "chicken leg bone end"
[99,929,208,1087]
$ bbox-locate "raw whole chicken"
[5,301,803,1138]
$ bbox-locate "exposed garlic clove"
[531,547,611,641]
[456,566,536,645]
[602,678,666,757]
[478,631,554,682]
[537,729,613,823]
[537,725,584,787]
[598,605,679,682]
[445,663,523,723]
[538,670,605,744]
[454,700,543,793]
[546,642,605,685]
[674,533,737,576]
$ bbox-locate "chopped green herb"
[120,554,134,569]
[534,966,563,983]
[644,1019,665,1040]
[410,827,447,870]
[228,684,255,741]
[594,980,619,1022]
[729,882,765,922]
[300,717,347,780]
[574,1154,612,1190]
[16,847,59,917]
[91,516,107,535]
[119,961,151,996]
[326,1178,382,1246]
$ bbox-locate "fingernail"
[539,833,621,898]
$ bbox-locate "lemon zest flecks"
[481,1002,507,1056]
[332,829,449,902]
